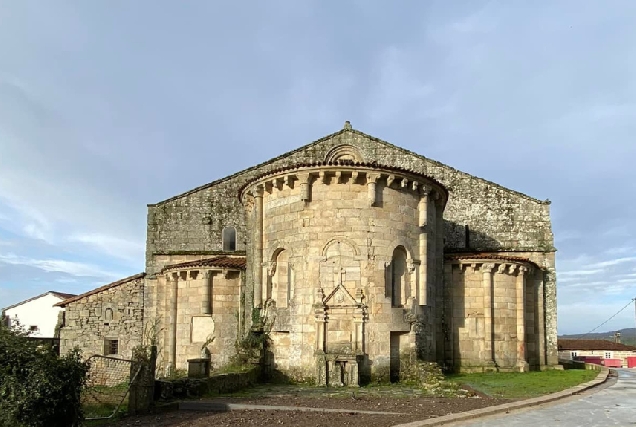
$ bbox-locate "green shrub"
[0,324,90,427]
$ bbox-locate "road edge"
[392,367,611,427]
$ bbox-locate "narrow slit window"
[222,227,237,251]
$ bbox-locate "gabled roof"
[54,273,145,307]
[149,124,549,206]
[2,291,78,312]
[161,256,246,273]
[557,339,636,352]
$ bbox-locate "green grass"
[446,369,599,399]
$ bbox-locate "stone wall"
[143,124,558,373]
[145,127,554,277]
[59,276,144,359]
[155,266,242,372]
[445,259,543,372]
[243,164,445,381]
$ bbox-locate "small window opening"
[104,339,119,355]
[222,227,237,251]
[390,247,407,307]
[29,325,38,332]
[464,225,470,249]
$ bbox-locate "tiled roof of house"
[2,291,78,312]
[161,256,246,273]
[54,273,146,307]
[445,253,539,267]
[558,339,636,352]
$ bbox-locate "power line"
[576,298,636,339]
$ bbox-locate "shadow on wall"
[442,220,548,372]
[444,220,501,253]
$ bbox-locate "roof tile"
[558,339,636,352]
[161,256,246,272]
[54,273,145,307]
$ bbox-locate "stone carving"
[62,123,557,382]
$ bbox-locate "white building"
[2,291,76,338]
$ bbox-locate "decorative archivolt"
[387,238,416,261]
[324,144,363,163]
[322,237,359,258]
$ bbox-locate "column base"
[517,361,530,372]
[483,359,497,372]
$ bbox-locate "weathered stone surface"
[59,123,558,381]
[58,275,144,359]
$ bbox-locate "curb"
[392,367,611,427]
[179,401,404,415]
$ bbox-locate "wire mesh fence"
[82,355,142,420]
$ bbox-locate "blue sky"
[1,1,636,334]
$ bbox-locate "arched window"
[222,226,237,251]
[104,308,113,321]
[390,247,407,307]
[271,249,290,308]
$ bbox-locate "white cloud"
[365,46,445,124]
[67,233,144,265]
[0,253,122,280]
[0,195,54,244]
[555,230,582,243]
[589,257,636,269]
[605,246,636,256]
[559,269,603,277]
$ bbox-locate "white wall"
[5,293,66,338]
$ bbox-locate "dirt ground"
[107,392,511,427]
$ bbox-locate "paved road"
[451,369,636,427]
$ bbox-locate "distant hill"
[559,328,636,347]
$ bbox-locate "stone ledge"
[156,368,260,400]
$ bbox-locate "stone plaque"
[191,316,215,343]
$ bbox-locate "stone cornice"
[455,259,534,275]
[239,162,447,205]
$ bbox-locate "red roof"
[445,252,538,267]
[558,339,636,352]
[54,273,146,307]
[161,256,246,272]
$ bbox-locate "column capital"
[481,263,496,273]
[296,172,311,183]
[253,184,264,197]
[367,172,381,183]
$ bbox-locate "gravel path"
[107,394,512,427]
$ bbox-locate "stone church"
[57,122,558,384]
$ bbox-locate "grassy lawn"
[447,369,599,399]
